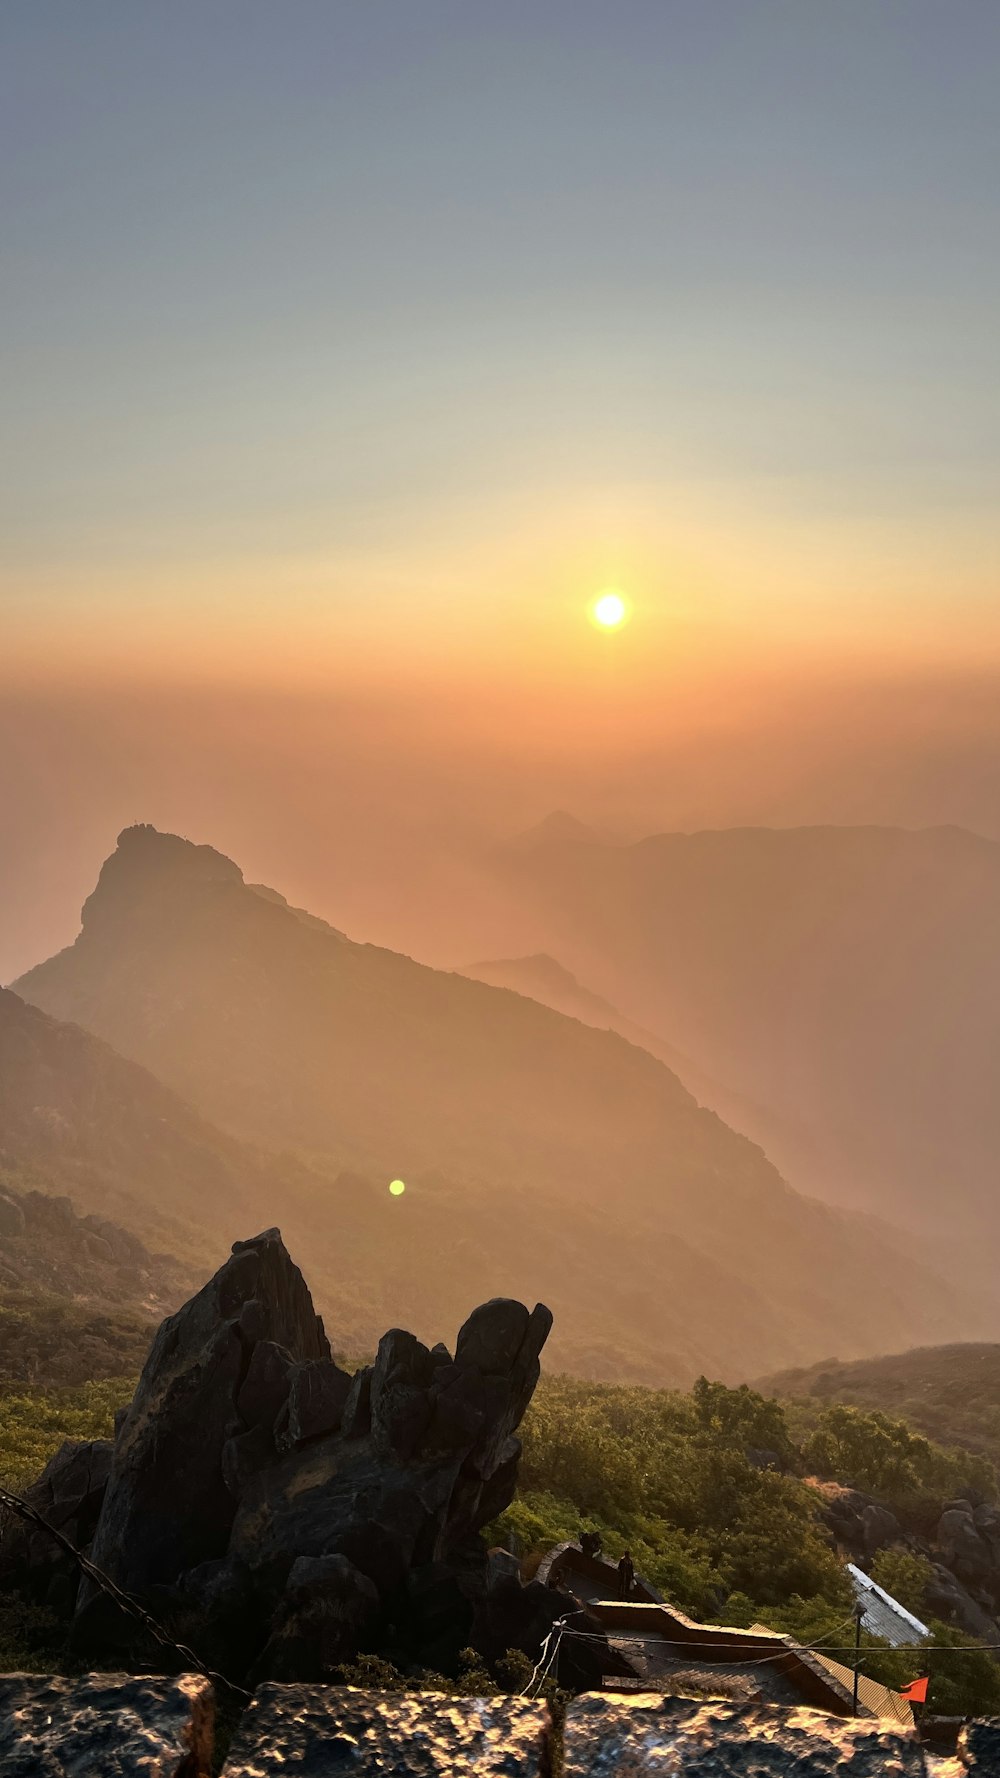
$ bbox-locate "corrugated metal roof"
[847,1562,930,1648]
[812,1653,915,1728]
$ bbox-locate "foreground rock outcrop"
[0,1673,213,1777]
[222,1683,551,1778]
[2,1229,611,1686]
[3,1678,1000,1776]
[563,1693,929,1775]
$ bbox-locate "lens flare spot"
[388,1178,406,1197]
[591,591,629,630]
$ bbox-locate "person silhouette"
[617,1550,635,1599]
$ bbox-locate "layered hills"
[11,824,991,1382]
[0,1167,187,1390]
[492,821,1000,1245]
[457,952,757,1129]
[0,986,266,1266]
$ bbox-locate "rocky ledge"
[0,1672,213,1777]
[1,1680,999,1776]
[0,1228,613,1688]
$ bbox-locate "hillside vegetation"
[12,824,988,1382]
[0,1292,151,1393]
[761,1345,1000,1472]
[0,987,271,1271]
[0,1376,135,1494]
[4,1328,1000,1714]
[490,1373,1000,1718]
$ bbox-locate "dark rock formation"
[79,1227,329,1614]
[274,1356,352,1450]
[0,1672,213,1777]
[807,1475,1000,1643]
[6,1228,577,1687]
[0,1438,113,1613]
[925,1563,999,1644]
[562,1693,928,1776]
[962,1718,1000,1772]
[808,1479,903,1560]
[936,1501,1000,1606]
[221,1685,550,1778]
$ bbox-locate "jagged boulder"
[79,1228,328,1615]
[31,1228,560,1684]
[226,1298,549,1591]
[860,1500,902,1557]
[938,1503,999,1594]
[926,1562,1000,1643]
[0,1437,113,1611]
[963,1719,1000,1772]
[254,1554,381,1682]
[274,1357,352,1450]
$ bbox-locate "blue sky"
[2,0,997,596]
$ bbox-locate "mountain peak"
[115,823,243,878]
[81,826,244,936]
[509,810,604,851]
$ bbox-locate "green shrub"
[0,1377,135,1492]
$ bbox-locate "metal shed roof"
[846,1562,929,1648]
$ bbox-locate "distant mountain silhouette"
[12,824,992,1382]
[459,951,700,1073]
[457,952,789,1164]
[492,822,1000,1254]
[0,985,264,1263]
[506,810,609,851]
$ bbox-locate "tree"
[869,1548,934,1618]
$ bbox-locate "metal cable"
[0,1483,252,1701]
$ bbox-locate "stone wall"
[1,1677,996,1776]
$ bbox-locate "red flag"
[899,1676,929,1704]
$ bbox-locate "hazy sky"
[2,2,999,975]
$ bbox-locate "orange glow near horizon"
[3,480,1000,712]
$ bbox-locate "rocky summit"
[0,1229,613,1687]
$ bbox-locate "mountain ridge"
[12,824,993,1383]
[491,818,1000,1247]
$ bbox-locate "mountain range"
[490,820,1000,1252]
[8,823,992,1383]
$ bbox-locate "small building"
[538,1543,915,1727]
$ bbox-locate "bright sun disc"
[592,592,627,629]
[388,1178,406,1196]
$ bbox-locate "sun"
[591,591,629,630]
